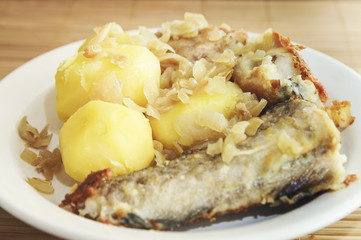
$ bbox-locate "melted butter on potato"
[59,100,154,182]
[56,43,160,122]
[149,82,244,149]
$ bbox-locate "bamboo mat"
[1,0,361,239]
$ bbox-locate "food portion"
[233,29,327,106]
[166,24,247,63]
[149,81,244,150]
[18,116,53,149]
[49,12,355,230]
[27,177,55,194]
[18,117,62,193]
[325,100,355,130]
[59,100,154,182]
[55,30,161,122]
[60,99,346,230]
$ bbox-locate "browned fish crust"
[60,169,113,214]
[273,31,329,103]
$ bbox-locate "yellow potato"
[55,43,160,122]
[59,100,154,182]
[149,82,243,149]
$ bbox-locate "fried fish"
[60,99,346,230]
[166,26,327,108]
[233,29,328,107]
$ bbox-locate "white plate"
[1,35,361,240]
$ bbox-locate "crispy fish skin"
[60,99,346,230]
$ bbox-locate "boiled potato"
[149,82,243,149]
[59,100,154,182]
[56,43,160,122]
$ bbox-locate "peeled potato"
[59,100,154,182]
[55,43,160,122]
[149,82,243,149]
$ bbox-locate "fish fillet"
[60,99,346,230]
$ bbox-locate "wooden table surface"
[1,0,361,239]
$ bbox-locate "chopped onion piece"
[27,177,54,194]
[230,121,249,144]
[250,98,267,117]
[245,117,263,136]
[196,110,228,133]
[18,116,52,149]
[20,148,37,166]
[207,138,223,155]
